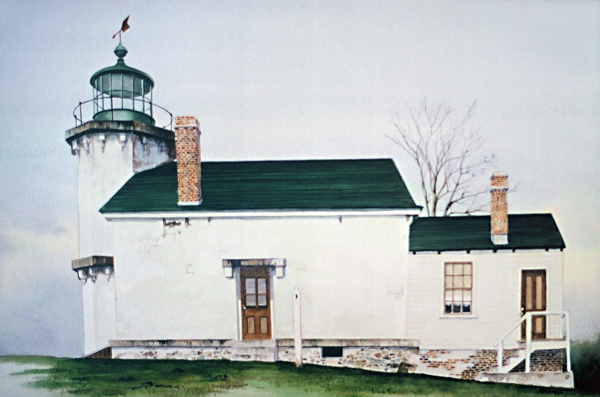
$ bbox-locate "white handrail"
[496,311,570,373]
[496,313,528,370]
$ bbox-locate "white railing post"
[497,339,503,371]
[497,311,570,374]
[565,311,571,372]
[525,313,532,373]
[293,287,303,368]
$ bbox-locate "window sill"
[439,314,478,319]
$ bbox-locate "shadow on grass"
[0,356,592,396]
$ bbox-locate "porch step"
[84,346,112,359]
[230,340,277,362]
[495,348,526,374]
[476,371,574,388]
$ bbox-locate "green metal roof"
[90,44,154,88]
[100,159,420,213]
[409,214,565,252]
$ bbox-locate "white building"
[67,44,573,388]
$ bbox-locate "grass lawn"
[0,356,591,397]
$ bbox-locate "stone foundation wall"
[510,349,564,372]
[113,346,232,360]
[109,338,419,373]
[277,346,419,373]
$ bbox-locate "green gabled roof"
[100,159,419,213]
[409,214,565,252]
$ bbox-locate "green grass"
[0,355,592,397]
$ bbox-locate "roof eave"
[102,208,423,220]
[410,245,566,253]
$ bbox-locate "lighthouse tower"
[66,43,175,355]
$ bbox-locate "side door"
[521,269,547,340]
[240,266,271,340]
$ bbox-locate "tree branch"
[389,99,496,216]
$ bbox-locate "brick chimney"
[174,116,202,206]
[490,172,508,245]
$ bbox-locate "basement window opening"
[322,347,344,358]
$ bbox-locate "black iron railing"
[72,98,173,130]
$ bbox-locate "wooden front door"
[240,266,271,340]
[521,270,547,340]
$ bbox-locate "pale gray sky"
[0,0,598,356]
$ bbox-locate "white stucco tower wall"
[66,120,174,355]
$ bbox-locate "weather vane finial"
[112,16,130,43]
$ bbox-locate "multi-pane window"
[245,278,268,308]
[444,262,472,314]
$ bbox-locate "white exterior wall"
[82,276,116,354]
[73,130,172,355]
[406,249,564,350]
[108,214,412,342]
[75,133,171,258]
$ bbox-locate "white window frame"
[443,262,473,316]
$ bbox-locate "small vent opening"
[322,347,343,358]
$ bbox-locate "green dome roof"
[89,44,154,94]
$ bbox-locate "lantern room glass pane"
[111,74,122,94]
[123,75,133,97]
[102,75,110,93]
[133,77,143,97]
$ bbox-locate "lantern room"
[88,43,156,126]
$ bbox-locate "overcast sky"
[0,0,598,357]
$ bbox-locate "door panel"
[241,267,271,340]
[521,270,546,340]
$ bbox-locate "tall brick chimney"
[174,116,202,206]
[490,172,508,245]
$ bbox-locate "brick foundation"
[419,348,519,380]
[510,349,564,372]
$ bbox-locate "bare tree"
[389,99,495,217]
